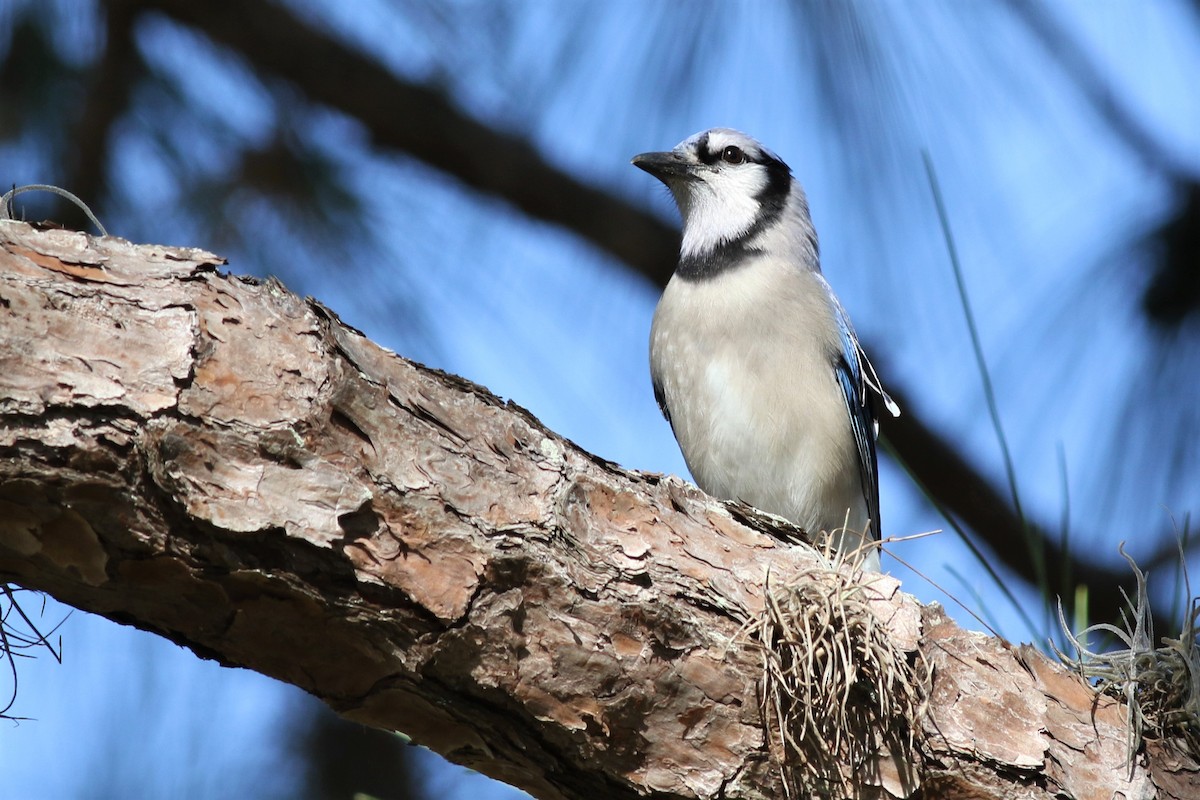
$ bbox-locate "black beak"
[631,150,697,183]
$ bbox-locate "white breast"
[650,257,870,552]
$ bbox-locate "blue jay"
[633,128,898,571]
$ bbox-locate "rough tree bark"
[0,221,1189,799]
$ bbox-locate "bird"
[632,128,898,571]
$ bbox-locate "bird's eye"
[721,146,745,165]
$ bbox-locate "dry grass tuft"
[1054,544,1200,766]
[744,543,925,798]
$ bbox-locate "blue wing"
[817,277,899,540]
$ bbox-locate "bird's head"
[633,128,810,274]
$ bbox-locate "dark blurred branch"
[1008,0,1200,328]
[61,0,143,231]
[137,0,1182,631]
[1141,182,1200,328]
[881,386,1182,633]
[142,0,679,287]
[290,697,418,800]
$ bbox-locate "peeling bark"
[0,222,1193,799]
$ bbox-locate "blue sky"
[3,1,1199,797]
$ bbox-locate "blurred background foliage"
[1,1,1198,797]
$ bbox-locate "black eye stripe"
[696,140,777,167]
[701,143,751,164]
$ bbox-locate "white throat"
[674,168,769,258]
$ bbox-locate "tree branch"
[1,222,1188,798]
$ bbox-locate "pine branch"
[1,221,1190,799]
